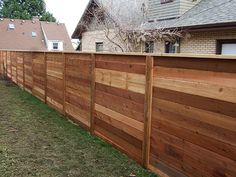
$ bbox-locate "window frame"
[216,39,236,54]
[165,40,180,54]
[96,42,104,52]
[52,42,59,50]
[161,0,174,4]
[145,41,154,53]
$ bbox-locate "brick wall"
[180,29,236,54]
[81,29,236,54]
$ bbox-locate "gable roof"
[41,22,74,51]
[72,0,147,38]
[142,0,236,30]
[0,18,74,51]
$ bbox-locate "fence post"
[44,52,47,103]
[23,52,25,90]
[10,51,12,79]
[63,53,66,116]
[90,53,96,134]
[16,52,18,85]
[142,55,154,168]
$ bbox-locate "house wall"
[180,29,236,54]
[148,0,181,20]
[47,41,63,51]
[81,29,236,54]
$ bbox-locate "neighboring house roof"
[72,0,147,38]
[41,22,74,51]
[142,0,236,30]
[0,18,74,51]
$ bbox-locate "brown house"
[0,17,74,51]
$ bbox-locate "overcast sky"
[45,0,90,37]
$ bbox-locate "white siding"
[48,40,63,51]
[147,0,201,20]
[180,0,201,15]
[148,0,180,20]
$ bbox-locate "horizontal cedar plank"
[95,118,142,151]
[96,88,144,113]
[153,77,236,103]
[66,85,90,101]
[66,60,91,68]
[94,110,143,141]
[47,87,63,104]
[47,65,63,73]
[152,98,236,132]
[152,117,236,162]
[65,102,90,127]
[148,163,187,177]
[154,66,236,88]
[66,53,91,62]
[66,75,91,88]
[66,69,90,80]
[150,131,216,177]
[154,87,236,118]
[65,91,90,111]
[96,60,145,74]
[153,107,236,148]
[47,96,63,112]
[95,54,146,64]
[33,69,45,77]
[66,64,90,73]
[46,53,64,60]
[47,70,63,79]
[33,76,45,86]
[154,57,236,73]
[47,75,63,88]
[151,129,236,177]
[95,103,144,132]
[94,127,142,164]
[96,90,144,122]
[96,68,145,94]
[96,83,144,104]
[33,86,45,95]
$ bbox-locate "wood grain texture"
[96,68,145,94]
[65,53,92,128]
[150,56,236,177]
[1,50,236,177]
[143,56,154,167]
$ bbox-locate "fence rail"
[0,50,236,177]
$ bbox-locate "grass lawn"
[0,79,157,177]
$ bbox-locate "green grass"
[0,79,157,177]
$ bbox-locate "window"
[96,42,103,52]
[161,0,174,4]
[53,42,59,50]
[145,41,154,53]
[31,32,37,37]
[216,39,236,55]
[165,41,180,53]
[8,23,15,30]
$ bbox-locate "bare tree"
[80,0,186,52]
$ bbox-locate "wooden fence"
[0,50,235,177]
